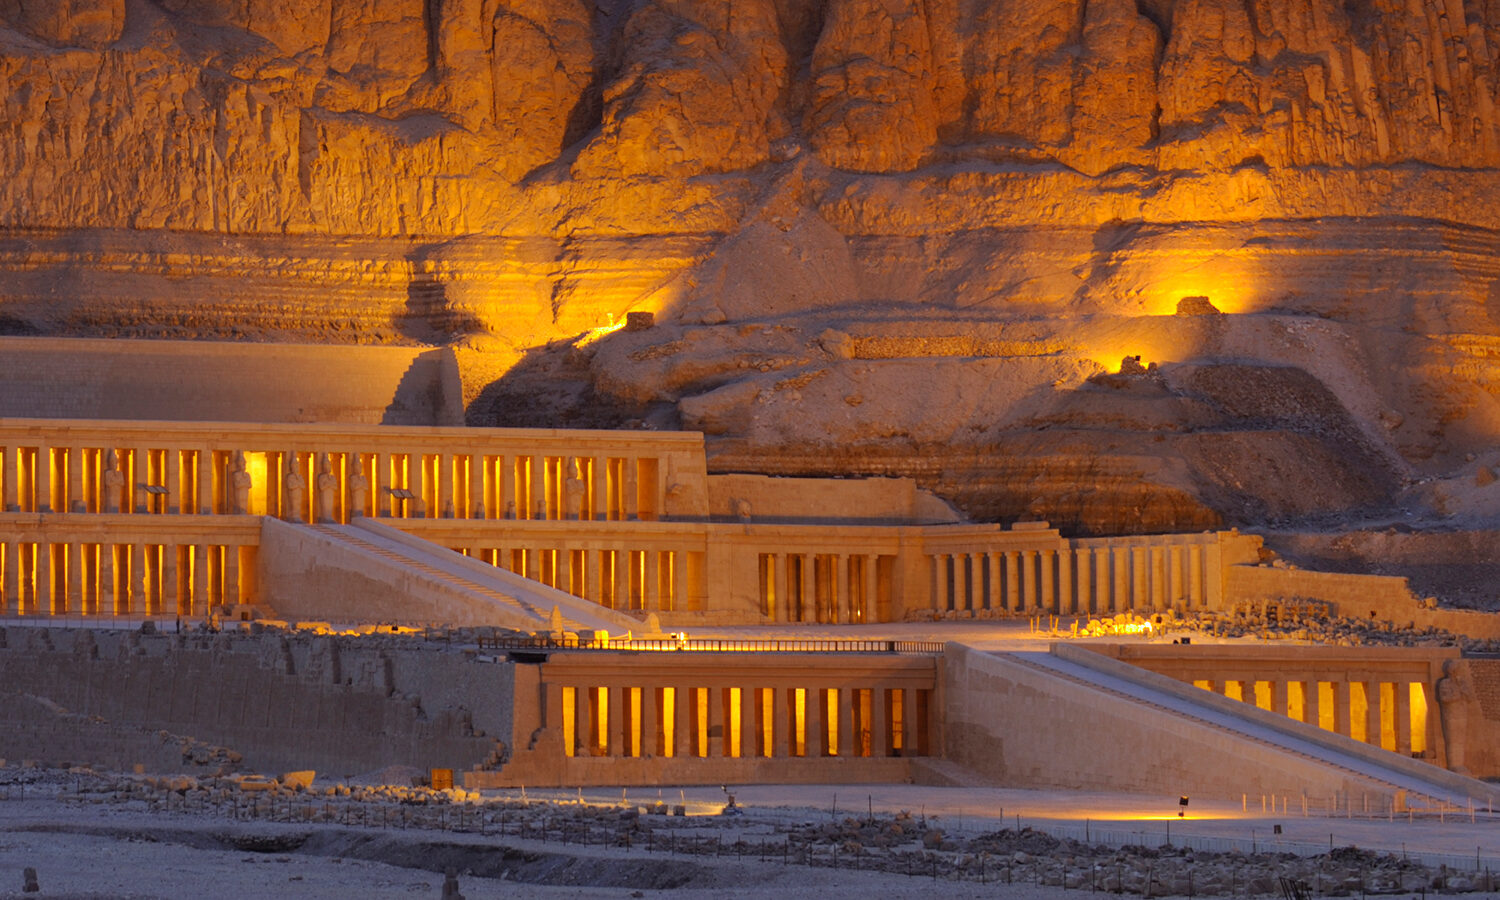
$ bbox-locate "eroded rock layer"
[5,0,1500,536]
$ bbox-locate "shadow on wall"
[384,348,464,426]
[464,334,674,430]
[399,244,487,345]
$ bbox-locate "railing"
[476,636,948,654]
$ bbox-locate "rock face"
[5,0,1500,536]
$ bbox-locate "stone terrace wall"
[0,336,462,426]
[0,627,511,776]
[1227,565,1500,640]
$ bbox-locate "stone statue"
[1437,659,1477,774]
[349,455,368,517]
[442,498,455,519]
[315,453,338,523]
[284,460,306,522]
[229,451,251,515]
[564,458,585,520]
[734,497,752,522]
[102,449,124,513]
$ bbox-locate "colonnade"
[465,545,701,613]
[757,552,888,623]
[551,681,932,760]
[0,421,702,525]
[931,538,1214,615]
[1199,675,1436,757]
[0,539,251,617]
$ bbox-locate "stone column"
[498,455,515,519]
[468,454,485,518]
[33,543,52,614]
[985,552,1001,612]
[68,446,84,512]
[741,687,758,758]
[1005,551,1021,612]
[806,687,825,757]
[836,688,853,758]
[864,554,880,623]
[524,546,540,582]
[1022,550,1039,611]
[1364,682,1383,747]
[1095,548,1113,612]
[799,555,814,623]
[128,543,147,613]
[1337,680,1358,736]
[615,550,632,610]
[1188,545,1205,608]
[672,550,687,613]
[1114,549,1132,613]
[99,544,115,614]
[133,446,151,513]
[197,450,215,514]
[707,686,724,757]
[1304,679,1322,728]
[165,449,181,514]
[952,553,967,614]
[192,545,210,617]
[1075,548,1092,614]
[623,457,639,520]
[527,454,545,520]
[1057,548,1073,614]
[902,687,920,757]
[35,443,52,512]
[225,545,241,606]
[675,687,694,758]
[2,445,17,511]
[3,540,18,615]
[372,453,390,517]
[610,686,628,757]
[163,544,179,615]
[642,686,659,757]
[66,541,83,614]
[871,687,889,757]
[644,551,660,611]
[773,688,790,757]
[771,553,787,622]
[1039,549,1055,614]
[1272,680,1289,717]
[1168,546,1184,607]
[437,453,453,518]
[591,457,607,521]
[1149,547,1166,609]
[1395,682,1412,755]
[558,549,574,598]
[586,550,601,605]
[835,554,850,623]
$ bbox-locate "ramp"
[258,517,637,633]
[1040,644,1500,809]
[943,644,1500,808]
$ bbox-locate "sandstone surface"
[5,0,1500,552]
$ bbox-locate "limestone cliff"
[5,0,1500,537]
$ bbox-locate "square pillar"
[773,688,790,757]
[864,554,880,623]
[799,555,814,623]
[871,687,889,757]
[66,542,83,614]
[772,553,788,622]
[528,454,545,520]
[642,686,660,757]
[197,450,215,514]
[192,545,210,617]
[1040,549,1055,614]
[1075,548,1092,614]
[1168,546,1184,606]
[225,545,241,606]
[902,687,920,756]
[1188,545,1205,607]
[1057,548,1073,614]
[741,687,758,758]
[1304,679,1321,728]
[163,544,180,615]
[1022,550,1040,611]
[614,550,631,610]
[1094,548,1111,612]
[467,454,485,518]
[1364,682,1383,747]
[623,457,639,520]
[707,685,724,757]
[99,544,115,614]
[67,446,84,513]
[1395,682,1412,755]
[1005,551,1021,611]
[438,453,453,518]
[35,443,52,513]
[3,540,18,615]
[1114,548,1132,612]
[591,457,607,521]
[499,454,515,518]
[2,445,17,511]
[586,550,602,604]
[1333,681,1353,738]
[610,685,628,757]
[165,449,181,514]
[952,553,967,613]
[644,551,660,612]
[835,554,850,622]
[836,688,853,758]
[672,549,687,613]
[985,552,1001,612]
[37,544,53,614]
[1272,680,1289,717]
[674,686,693,758]
[806,687,825,757]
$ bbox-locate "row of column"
[761,553,884,624]
[0,444,669,524]
[1199,676,1434,756]
[471,546,696,614]
[0,540,247,617]
[554,682,931,760]
[932,543,1209,615]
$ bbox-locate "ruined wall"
[0,626,512,776]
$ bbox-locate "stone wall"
[0,336,462,426]
[0,627,511,776]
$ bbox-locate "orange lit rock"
[0,0,122,48]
